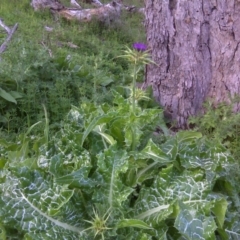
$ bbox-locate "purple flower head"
[133,42,147,52]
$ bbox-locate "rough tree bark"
[145,0,240,128]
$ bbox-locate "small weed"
[189,100,240,162]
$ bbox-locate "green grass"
[189,100,240,163]
[0,0,144,67]
[0,0,146,136]
[0,0,145,53]
[0,0,145,76]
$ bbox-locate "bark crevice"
[145,0,240,128]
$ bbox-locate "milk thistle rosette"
[82,208,111,240]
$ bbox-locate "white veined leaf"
[174,202,217,240]
[81,113,116,147]
[93,146,133,208]
[141,139,172,164]
[97,131,116,145]
[225,229,240,240]
[0,167,84,240]
[177,131,202,144]
[93,125,116,145]
[134,165,214,222]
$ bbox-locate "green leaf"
[97,76,114,86]
[9,91,23,99]
[98,132,116,145]
[225,229,240,240]
[0,88,17,104]
[46,148,93,194]
[177,131,202,144]
[109,118,125,145]
[0,115,7,123]
[0,167,84,239]
[174,202,217,240]
[134,165,213,223]
[161,137,178,160]
[0,139,14,148]
[136,204,172,220]
[141,139,172,164]
[93,125,116,145]
[203,217,217,240]
[175,207,205,240]
[25,121,42,136]
[116,219,152,229]
[81,114,115,147]
[93,146,133,208]
[0,222,6,240]
[219,211,240,239]
[212,199,228,228]
[55,168,96,189]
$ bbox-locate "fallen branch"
[0,19,11,34]
[81,0,103,7]
[0,19,18,59]
[56,1,121,23]
[70,0,82,9]
[31,0,144,24]
[31,0,105,11]
[31,0,64,11]
[123,5,145,15]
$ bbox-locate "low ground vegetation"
[0,0,240,239]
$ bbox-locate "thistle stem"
[132,63,137,112]
[131,62,137,151]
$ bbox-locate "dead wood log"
[31,0,103,11]
[31,0,64,11]
[56,1,122,23]
[81,0,103,7]
[0,19,18,60]
[30,0,144,25]
[123,5,145,15]
[70,0,82,9]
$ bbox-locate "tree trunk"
[144,0,240,128]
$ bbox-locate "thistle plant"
[119,43,156,112]
[82,208,112,240]
[118,43,156,150]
